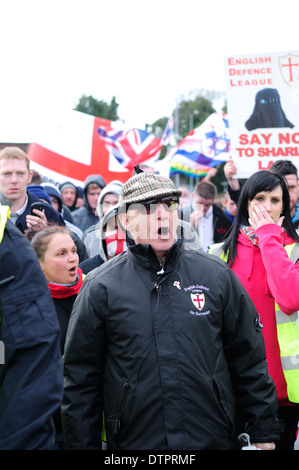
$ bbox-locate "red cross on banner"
[279,53,299,87]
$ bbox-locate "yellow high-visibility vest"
[275,243,299,403]
[0,206,10,244]
[209,241,299,403]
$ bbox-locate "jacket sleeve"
[62,275,106,449]
[221,267,283,443]
[0,225,63,450]
[228,185,242,204]
[257,224,299,314]
[19,192,66,231]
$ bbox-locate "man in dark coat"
[62,169,282,450]
[0,203,63,449]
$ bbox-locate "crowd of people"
[0,145,298,451]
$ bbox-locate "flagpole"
[174,100,179,144]
[174,100,180,187]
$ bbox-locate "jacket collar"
[127,230,184,274]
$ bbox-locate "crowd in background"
[0,146,299,451]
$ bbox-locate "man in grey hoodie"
[72,174,106,233]
[80,181,125,274]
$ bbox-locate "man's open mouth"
[158,227,169,237]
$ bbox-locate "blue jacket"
[0,211,63,449]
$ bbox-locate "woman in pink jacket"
[210,170,299,450]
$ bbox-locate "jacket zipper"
[212,378,233,434]
[113,382,130,440]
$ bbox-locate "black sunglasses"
[129,195,180,214]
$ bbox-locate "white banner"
[225,50,299,177]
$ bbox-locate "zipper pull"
[157,259,165,275]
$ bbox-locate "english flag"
[27,110,162,185]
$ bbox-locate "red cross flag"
[27,110,162,185]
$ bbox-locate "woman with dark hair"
[210,170,299,450]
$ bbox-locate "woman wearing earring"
[210,170,299,450]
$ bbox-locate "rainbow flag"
[169,112,230,177]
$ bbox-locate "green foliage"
[176,95,216,140]
[149,91,224,141]
[74,95,120,121]
[149,117,168,134]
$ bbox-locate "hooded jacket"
[72,175,106,233]
[81,181,124,265]
[41,182,76,224]
[82,208,126,261]
[96,180,123,219]
[221,225,299,406]
[62,236,281,450]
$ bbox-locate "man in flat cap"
[62,167,282,451]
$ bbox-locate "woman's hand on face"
[248,203,284,230]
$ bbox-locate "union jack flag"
[98,126,162,172]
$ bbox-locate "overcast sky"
[0,0,298,141]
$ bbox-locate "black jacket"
[0,216,63,449]
[52,294,78,436]
[62,237,281,450]
[212,203,233,243]
[79,254,105,275]
[53,296,78,355]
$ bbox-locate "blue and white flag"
[161,116,174,146]
[168,112,231,177]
